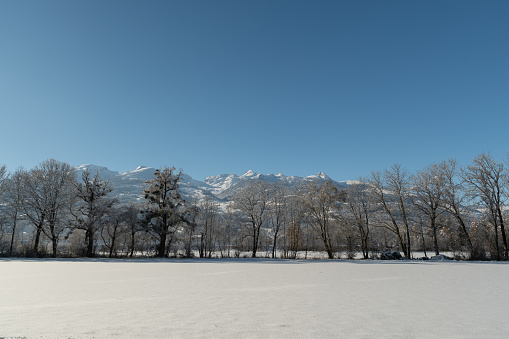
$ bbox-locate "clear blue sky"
[1,0,508,180]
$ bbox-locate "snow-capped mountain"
[75,164,119,180]
[75,165,351,205]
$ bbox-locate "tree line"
[0,153,508,260]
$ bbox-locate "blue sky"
[1,0,508,180]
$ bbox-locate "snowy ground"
[1,259,508,338]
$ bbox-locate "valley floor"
[1,258,508,338]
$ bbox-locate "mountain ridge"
[75,164,351,205]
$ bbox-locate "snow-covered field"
[1,259,508,338]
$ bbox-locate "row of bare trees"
[0,160,119,257]
[229,153,509,260]
[0,162,229,258]
[1,152,508,260]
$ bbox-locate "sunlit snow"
[1,259,508,338]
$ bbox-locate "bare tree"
[285,195,304,259]
[440,159,476,257]
[181,198,199,258]
[3,168,24,256]
[20,167,47,255]
[73,169,114,257]
[369,165,412,258]
[198,195,219,258]
[462,153,508,260]
[100,207,128,258]
[411,162,446,256]
[269,183,288,258]
[0,165,8,254]
[123,204,142,258]
[234,181,272,258]
[345,178,373,259]
[42,161,76,257]
[21,159,77,256]
[300,180,342,259]
[218,202,238,257]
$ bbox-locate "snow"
[243,169,255,176]
[1,259,508,338]
[75,164,120,180]
[305,172,333,181]
[240,169,259,179]
[119,166,155,181]
[76,164,354,206]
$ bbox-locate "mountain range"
[75,165,354,206]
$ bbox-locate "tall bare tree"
[198,195,219,258]
[369,165,412,258]
[300,180,342,259]
[3,168,24,256]
[269,183,288,258]
[123,204,141,258]
[21,167,47,255]
[462,153,508,260]
[234,181,272,258]
[42,160,76,257]
[100,206,128,258]
[345,178,373,259]
[0,165,8,254]
[440,159,475,257]
[411,162,446,256]
[21,159,77,256]
[285,195,304,259]
[218,202,238,257]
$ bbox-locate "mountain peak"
[242,170,256,177]
[317,171,329,179]
[306,171,331,180]
[75,164,119,180]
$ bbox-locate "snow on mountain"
[75,165,351,205]
[119,166,156,181]
[306,171,331,181]
[75,164,119,180]
[204,173,241,193]
[205,170,348,200]
[240,170,259,179]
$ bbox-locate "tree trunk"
[87,229,95,257]
[496,207,508,260]
[272,229,279,259]
[52,239,58,258]
[252,223,258,258]
[490,209,500,260]
[9,211,17,256]
[34,225,42,255]
[157,232,167,257]
[324,242,334,259]
[109,235,116,258]
[431,218,440,256]
[199,232,204,258]
[130,230,136,258]
[394,228,407,258]
[405,223,411,258]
